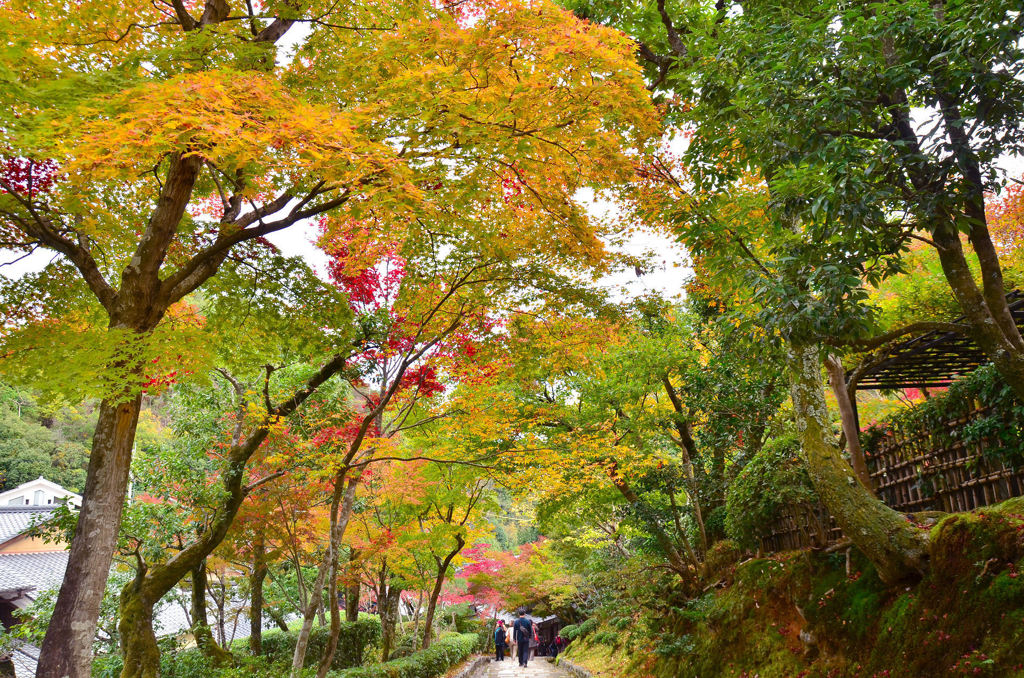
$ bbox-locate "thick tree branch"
[130,153,203,291]
[159,188,350,306]
[0,189,117,312]
[827,321,969,351]
[656,0,687,57]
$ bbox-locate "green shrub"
[258,614,382,670]
[92,653,124,678]
[387,631,420,660]
[724,433,816,549]
[702,506,728,543]
[562,618,597,642]
[331,631,479,678]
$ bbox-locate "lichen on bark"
[787,342,929,583]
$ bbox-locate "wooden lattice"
[852,290,1024,390]
[760,405,1024,553]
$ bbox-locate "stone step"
[476,657,569,677]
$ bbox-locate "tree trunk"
[249,534,268,656]
[268,607,290,632]
[825,354,874,493]
[788,343,928,583]
[289,553,330,677]
[118,571,161,678]
[37,149,209,678]
[661,376,709,553]
[420,534,465,650]
[38,396,142,678]
[0,656,14,677]
[118,356,348,677]
[379,581,402,662]
[314,476,361,678]
[291,476,358,678]
[606,463,697,577]
[931,224,1024,401]
[412,590,423,639]
[213,574,228,648]
[344,548,360,623]
[190,560,232,665]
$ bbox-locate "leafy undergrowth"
[561,498,1024,678]
[557,635,633,677]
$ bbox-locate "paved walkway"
[478,657,569,677]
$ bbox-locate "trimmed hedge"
[259,614,382,670]
[331,632,479,678]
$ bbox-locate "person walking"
[494,620,507,661]
[512,610,534,667]
[506,619,515,660]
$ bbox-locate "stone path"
[478,657,569,677]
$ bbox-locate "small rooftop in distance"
[0,477,82,509]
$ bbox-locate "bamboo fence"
[760,405,1024,553]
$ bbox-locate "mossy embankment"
[558,498,1024,678]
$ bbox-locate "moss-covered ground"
[559,498,1024,678]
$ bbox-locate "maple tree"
[286,222,523,675]
[436,300,785,586]
[117,356,352,678]
[343,456,490,659]
[463,540,584,623]
[987,181,1024,266]
[0,0,656,671]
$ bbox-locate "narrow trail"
[478,657,570,677]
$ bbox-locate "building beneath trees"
[0,478,74,676]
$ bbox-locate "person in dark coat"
[494,620,507,661]
[512,610,534,667]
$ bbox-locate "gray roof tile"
[10,643,38,678]
[0,508,56,546]
[0,551,68,596]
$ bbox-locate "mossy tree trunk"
[118,573,161,678]
[378,575,402,662]
[344,549,360,623]
[931,223,1024,401]
[190,560,232,665]
[249,533,268,656]
[788,343,928,583]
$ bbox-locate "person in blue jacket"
[494,620,507,661]
[512,610,534,667]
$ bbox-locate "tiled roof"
[10,643,39,678]
[0,551,68,596]
[0,507,56,545]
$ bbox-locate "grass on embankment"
[559,497,1024,678]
